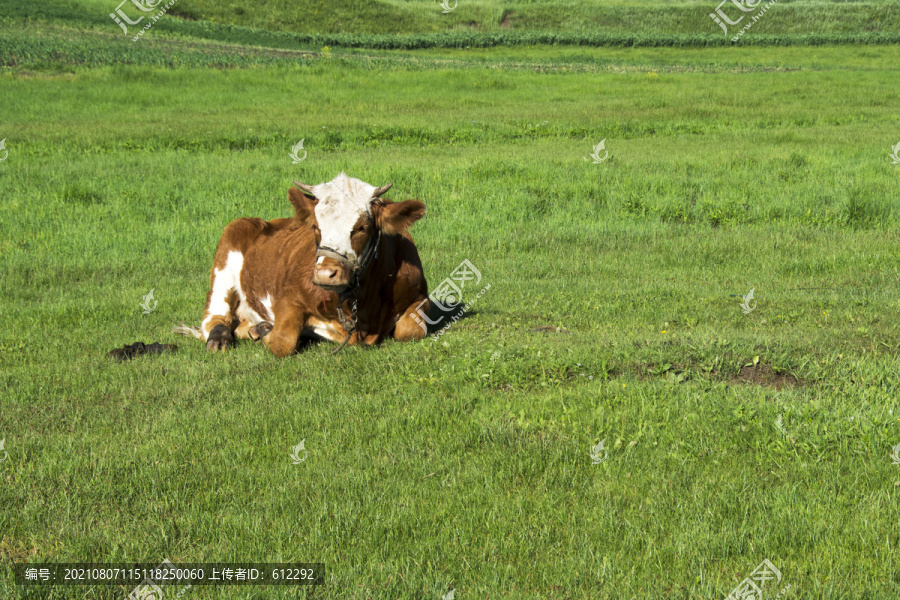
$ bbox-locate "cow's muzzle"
[313,250,356,292]
[312,233,381,294]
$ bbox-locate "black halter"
[315,230,381,292]
[315,230,382,354]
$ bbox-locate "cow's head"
[289,172,426,293]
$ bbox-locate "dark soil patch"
[500,11,516,28]
[168,7,199,20]
[631,359,802,389]
[107,342,177,361]
[529,325,572,334]
[729,363,799,389]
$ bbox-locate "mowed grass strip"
[3,22,900,73]
[1,42,900,600]
[5,0,900,51]
[20,0,900,36]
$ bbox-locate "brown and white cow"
[176,173,430,356]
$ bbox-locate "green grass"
[27,0,900,36]
[2,3,900,600]
[5,0,900,44]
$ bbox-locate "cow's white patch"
[310,172,375,259]
[259,294,274,321]
[316,256,325,265]
[304,317,345,342]
[202,253,273,337]
[202,250,244,339]
[236,297,264,327]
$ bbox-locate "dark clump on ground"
[107,342,178,361]
[730,362,799,389]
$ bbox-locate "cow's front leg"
[207,323,234,352]
[201,267,241,352]
[353,330,383,346]
[263,304,303,357]
[393,297,430,342]
[248,321,273,340]
[235,319,272,340]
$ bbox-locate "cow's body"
[183,174,429,356]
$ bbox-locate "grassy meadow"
[10,0,900,36]
[1,1,900,599]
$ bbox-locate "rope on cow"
[328,230,380,356]
[332,290,358,355]
[332,331,353,355]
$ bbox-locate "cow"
[176,173,430,356]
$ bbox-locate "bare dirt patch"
[633,359,803,389]
[729,363,799,389]
[168,7,199,20]
[529,325,572,334]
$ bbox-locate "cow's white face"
[307,173,375,260]
[289,174,425,294]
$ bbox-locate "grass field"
[11,0,900,36]
[1,1,900,599]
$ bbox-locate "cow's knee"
[266,330,298,357]
[394,307,428,341]
[264,317,300,357]
[234,320,253,340]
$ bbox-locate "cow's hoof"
[207,324,233,352]
[249,321,273,340]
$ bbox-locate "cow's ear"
[289,187,317,220]
[376,199,426,235]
